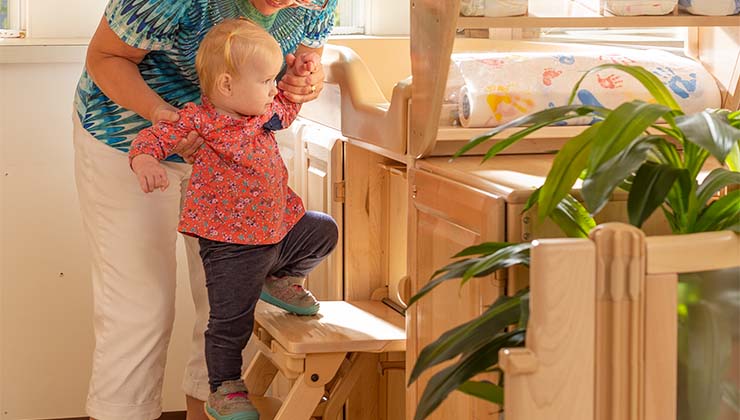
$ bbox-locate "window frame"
[0,0,24,38]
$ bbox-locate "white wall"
[0,46,197,420]
[26,0,106,38]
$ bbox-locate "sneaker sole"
[204,403,260,420]
[260,290,320,316]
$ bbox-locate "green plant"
[408,64,740,420]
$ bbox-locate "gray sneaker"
[260,276,320,316]
[204,380,259,420]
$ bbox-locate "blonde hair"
[195,18,283,96]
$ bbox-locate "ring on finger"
[310,84,317,93]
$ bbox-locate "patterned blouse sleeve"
[105,0,189,50]
[300,0,338,49]
[262,92,301,131]
[129,104,198,163]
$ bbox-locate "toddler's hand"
[132,155,170,193]
[149,103,180,125]
[291,52,320,76]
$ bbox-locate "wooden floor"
[63,412,185,420]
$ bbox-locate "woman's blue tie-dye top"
[74,0,336,162]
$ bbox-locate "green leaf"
[692,190,740,233]
[582,135,665,214]
[408,293,525,385]
[453,105,603,159]
[727,140,740,172]
[409,258,478,306]
[549,194,596,238]
[695,168,740,211]
[517,292,530,330]
[537,125,600,221]
[414,330,525,420]
[588,101,672,174]
[568,64,682,111]
[453,242,513,258]
[462,243,532,283]
[677,111,740,164]
[628,162,686,227]
[457,381,504,405]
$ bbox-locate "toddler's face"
[230,56,282,116]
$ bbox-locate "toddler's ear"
[215,73,233,96]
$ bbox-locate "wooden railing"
[500,223,740,420]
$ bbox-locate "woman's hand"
[148,103,204,163]
[279,51,324,104]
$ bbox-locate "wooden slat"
[645,231,740,274]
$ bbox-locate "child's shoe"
[260,276,320,316]
[204,380,259,420]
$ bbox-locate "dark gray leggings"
[198,211,338,391]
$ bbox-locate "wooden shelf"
[458,13,740,29]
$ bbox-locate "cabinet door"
[275,119,305,197]
[407,168,506,420]
[301,123,345,301]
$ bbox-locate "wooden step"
[254,300,406,354]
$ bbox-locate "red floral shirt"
[130,94,305,245]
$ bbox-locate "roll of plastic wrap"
[678,0,740,15]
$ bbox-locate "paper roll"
[458,85,492,128]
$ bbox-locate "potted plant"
[408,64,740,420]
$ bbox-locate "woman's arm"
[85,16,203,159]
[278,45,325,104]
[86,17,173,123]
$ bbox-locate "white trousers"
[72,115,211,419]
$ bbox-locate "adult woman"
[73,1,336,419]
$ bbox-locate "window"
[535,27,686,51]
[333,0,365,35]
[0,0,23,38]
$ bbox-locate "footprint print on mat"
[652,67,697,99]
[542,68,563,86]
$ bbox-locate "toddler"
[129,18,338,420]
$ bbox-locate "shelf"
[458,13,740,28]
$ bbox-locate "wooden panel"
[302,124,344,301]
[501,238,596,420]
[409,0,459,157]
[407,168,505,420]
[644,273,678,420]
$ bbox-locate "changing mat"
[445,49,721,128]
[460,0,527,17]
[678,0,740,15]
[575,0,677,15]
